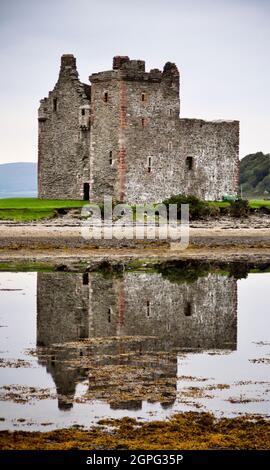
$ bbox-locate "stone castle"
[37,271,237,410]
[38,54,239,203]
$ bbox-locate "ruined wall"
[37,272,90,346]
[125,116,239,203]
[90,272,237,350]
[88,57,239,204]
[36,270,237,409]
[121,61,181,203]
[38,55,90,199]
[37,272,90,409]
[89,58,181,203]
[89,70,120,201]
[38,54,239,204]
[36,270,237,352]
[178,119,240,201]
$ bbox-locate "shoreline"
[0,222,270,251]
[0,413,269,450]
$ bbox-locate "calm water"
[0,269,269,431]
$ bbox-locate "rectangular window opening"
[184,301,192,317]
[109,151,113,165]
[186,156,193,171]
[104,92,108,103]
[83,273,89,285]
[141,93,145,102]
[81,108,85,116]
[53,98,58,112]
[146,300,150,317]
[141,118,145,128]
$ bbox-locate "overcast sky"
[0,0,269,163]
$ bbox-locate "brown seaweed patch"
[227,395,266,404]
[0,385,56,403]
[0,412,269,450]
[249,357,270,364]
[177,375,210,382]
[0,359,32,368]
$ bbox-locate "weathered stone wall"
[89,71,120,201]
[36,270,237,409]
[90,272,237,350]
[38,55,239,202]
[178,119,240,201]
[37,271,237,351]
[38,55,90,199]
[124,118,239,203]
[37,272,90,346]
[89,57,239,203]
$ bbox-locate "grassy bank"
[212,199,270,210]
[0,198,270,222]
[0,198,86,221]
[0,413,269,450]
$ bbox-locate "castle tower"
[38,55,91,200]
[89,56,180,202]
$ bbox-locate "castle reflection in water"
[36,271,237,411]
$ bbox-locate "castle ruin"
[37,271,237,410]
[38,54,239,203]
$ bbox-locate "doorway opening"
[83,183,90,201]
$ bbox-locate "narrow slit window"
[147,156,152,173]
[104,92,108,103]
[168,141,172,151]
[169,108,173,116]
[184,301,192,317]
[141,118,145,128]
[186,156,193,171]
[83,273,89,285]
[53,98,58,112]
[109,151,113,165]
[146,300,150,317]
[81,108,85,116]
[108,307,112,323]
[141,93,145,102]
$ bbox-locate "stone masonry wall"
[125,118,239,203]
[37,272,90,346]
[178,119,240,201]
[89,71,120,201]
[36,271,237,408]
[37,271,237,350]
[38,55,239,202]
[38,55,90,199]
[90,272,237,350]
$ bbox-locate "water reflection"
[36,272,237,411]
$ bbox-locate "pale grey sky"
[0,0,269,163]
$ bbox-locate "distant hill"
[240,152,270,198]
[0,162,37,198]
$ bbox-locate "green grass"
[0,198,86,210]
[0,198,87,221]
[0,198,270,222]
[208,201,230,209]
[0,209,55,221]
[208,200,270,210]
[0,262,54,272]
[248,199,270,209]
